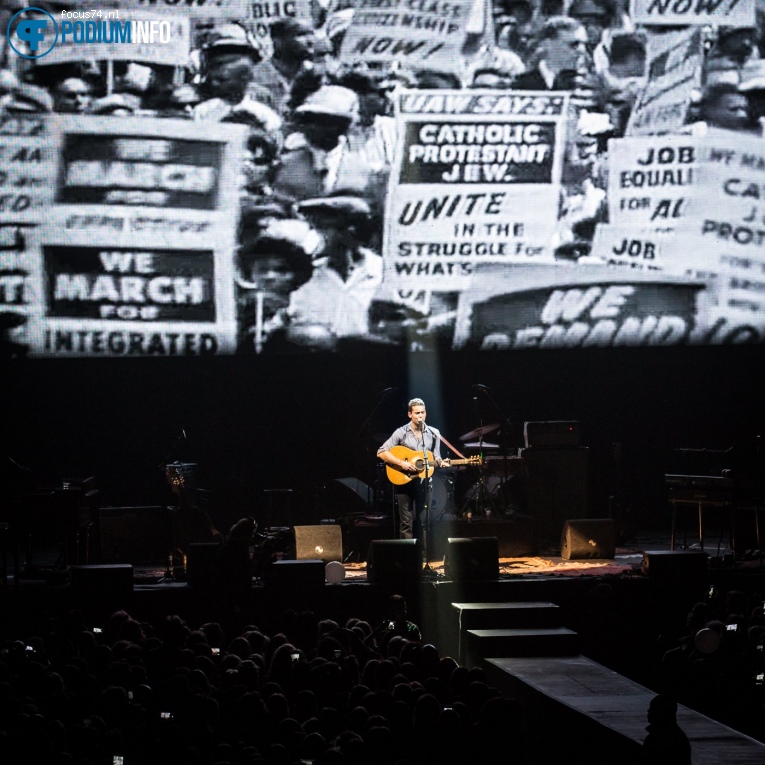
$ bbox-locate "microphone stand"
[421,434,436,579]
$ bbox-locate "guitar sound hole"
[412,459,424,470]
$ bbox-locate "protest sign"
[26,116,245,357]
[0,114,55,348]
[451,263,721,348]
[0,226,44,338]
[590,225,669,270]
[0,113,56,223]
[668,134,765,316]
[250,0,313,48]
[75,0,252,19]
[36,12,191,67]
[607,135,700,227]
[339,0,483,74]
[630,0,755,28]
[383,90,568,289]
[626,27,703,136]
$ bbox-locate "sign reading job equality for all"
[27,116,246,357]
[607,135,700,229]
[595,134,699,274]
[384,90,568,289]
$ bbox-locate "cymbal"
[464,441,499,450]
[460,423,499,441]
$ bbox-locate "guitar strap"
[438,433,466,460]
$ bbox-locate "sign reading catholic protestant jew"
[630,0,755,28]
[384,90,568,289]
[339,0,480,73]
[26,116,245,357]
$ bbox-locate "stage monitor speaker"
[642,550,708,579]
[560,519,615,560]
[187,542,220,588]
[444,537,499,581]
[294,525,343,563]
[99,506,171,564]
[366,539,420,584]
[524,421,581,448]
[265,559,325,589]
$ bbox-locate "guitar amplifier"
[524,421,581,448]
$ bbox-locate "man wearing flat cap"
[251,18,316,117]
[283,195,382,346]
[273,85,364,200]
[193,23,276,121]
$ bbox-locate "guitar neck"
[451,458,479,466]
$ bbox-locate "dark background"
[5,343,763,538]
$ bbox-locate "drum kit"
[435,422,525,519]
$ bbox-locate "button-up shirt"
[378,423,443,463]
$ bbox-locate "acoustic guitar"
[385,445,482,486]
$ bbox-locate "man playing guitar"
[377,398,450,565]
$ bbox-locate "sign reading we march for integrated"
[19,115,247,357]
[383,90,568,290]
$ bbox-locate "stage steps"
[450,601,574,665]
[465,626,579,666]
[483,655,765,765]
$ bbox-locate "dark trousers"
[397,478,431,560]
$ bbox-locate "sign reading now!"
[630,0,755,27]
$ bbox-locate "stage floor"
[7,524,763,588]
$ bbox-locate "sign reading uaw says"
[28,116,245,357]
[383,90,568,289]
